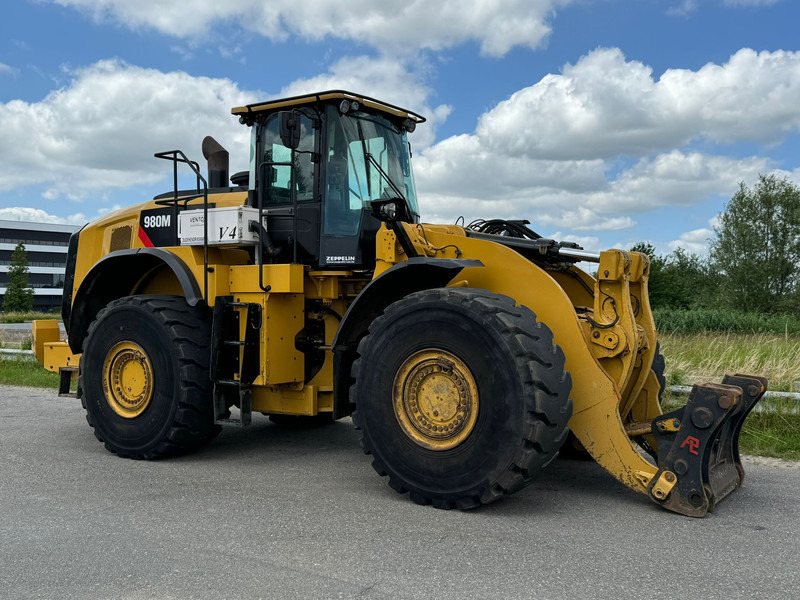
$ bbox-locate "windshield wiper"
[365,152,405,201]
[355,119,408,207]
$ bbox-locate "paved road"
[2,385,799,600]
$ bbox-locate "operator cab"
[233,91,425,270]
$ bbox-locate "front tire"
[351,288,572,509]
[80,295,219,459]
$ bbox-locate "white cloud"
[587,151,771,214]
[669,0,780,15]
[414,48,797,233]
[723,0,780,6]
[0,207,88,225]
[47,0,571,57]
[548,232,601,250]
[667,1,698,16]
[278,56,451,149]
[668,228,714,255]
[416,146,771,231]
[0,55,444,209]
[0,59,258,199]
[3,46,797,237]
[0,62,19,77]
[475,48,800,160]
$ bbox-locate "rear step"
[648,374,767,517]
[58,367,80,399]
[211,298,262,427]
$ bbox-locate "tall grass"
[654,308,800,336]
[658,332,800,392]
[0,311,60,323]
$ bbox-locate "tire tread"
[80,295,219,460]
[351,288,573,509]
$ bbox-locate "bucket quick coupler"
[647,374,767,517]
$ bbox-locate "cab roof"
[231,90,426,124]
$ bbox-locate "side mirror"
[279,111,301,149]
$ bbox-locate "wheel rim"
[392,349,479,451]
[102,341,154,418]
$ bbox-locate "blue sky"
[1,0,798,256]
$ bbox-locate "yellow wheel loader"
[33,91,767,516]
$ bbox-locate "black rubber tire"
[351,288,573,509]
[79,295,220,459]
[268,413,336,428]
[652,341,666,403]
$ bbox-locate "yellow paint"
[229,264,304,294]
[251,384,333,415]
[392,349,479,451]
[47,176,675,496]
[69,192,249,312]
[306,271,352,300]
[231,91,424,123]
[102,341,154,418]
[403,225,662,492]
[233,289,304,386]
[32,320,60,365]
[132,265,183,296]
[649,470,677,501]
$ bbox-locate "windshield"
[324,105,419,236]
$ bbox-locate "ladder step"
[58,367,79,399]
[223,340,245,346]
[216,379,240,386]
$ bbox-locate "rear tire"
[79,295,219,459]
[351,288,572,509]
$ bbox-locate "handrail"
[154,150,210,301]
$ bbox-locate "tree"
[710,174,800,314]
[630,242,712,310]
[3,242,34,312]
[630,242,672,309]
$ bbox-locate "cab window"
[259,112,315,205]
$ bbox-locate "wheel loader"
[33,90,767,517]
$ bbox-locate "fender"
[332,257,483,418]
[67,248,203,353]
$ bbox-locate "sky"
[1,0,798,256]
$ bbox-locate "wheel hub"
[102,341,154,418]
[393,349,479,451]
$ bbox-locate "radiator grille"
[109,225,132,252]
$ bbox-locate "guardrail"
[668,385,800,414]
[0,348,36,360]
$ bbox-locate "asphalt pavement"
[2,384,799,600]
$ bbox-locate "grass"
[738,412,800,461]
[658,332,800,392]
[663,393,800,461]
[654,308,800,336]
[0,357,60,388]
[659,331,800,461]
[0,311,60,323]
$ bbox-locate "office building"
[0,220,82,312]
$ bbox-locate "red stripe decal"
[138,226,155,248]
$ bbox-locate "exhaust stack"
[202,136,229,188]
